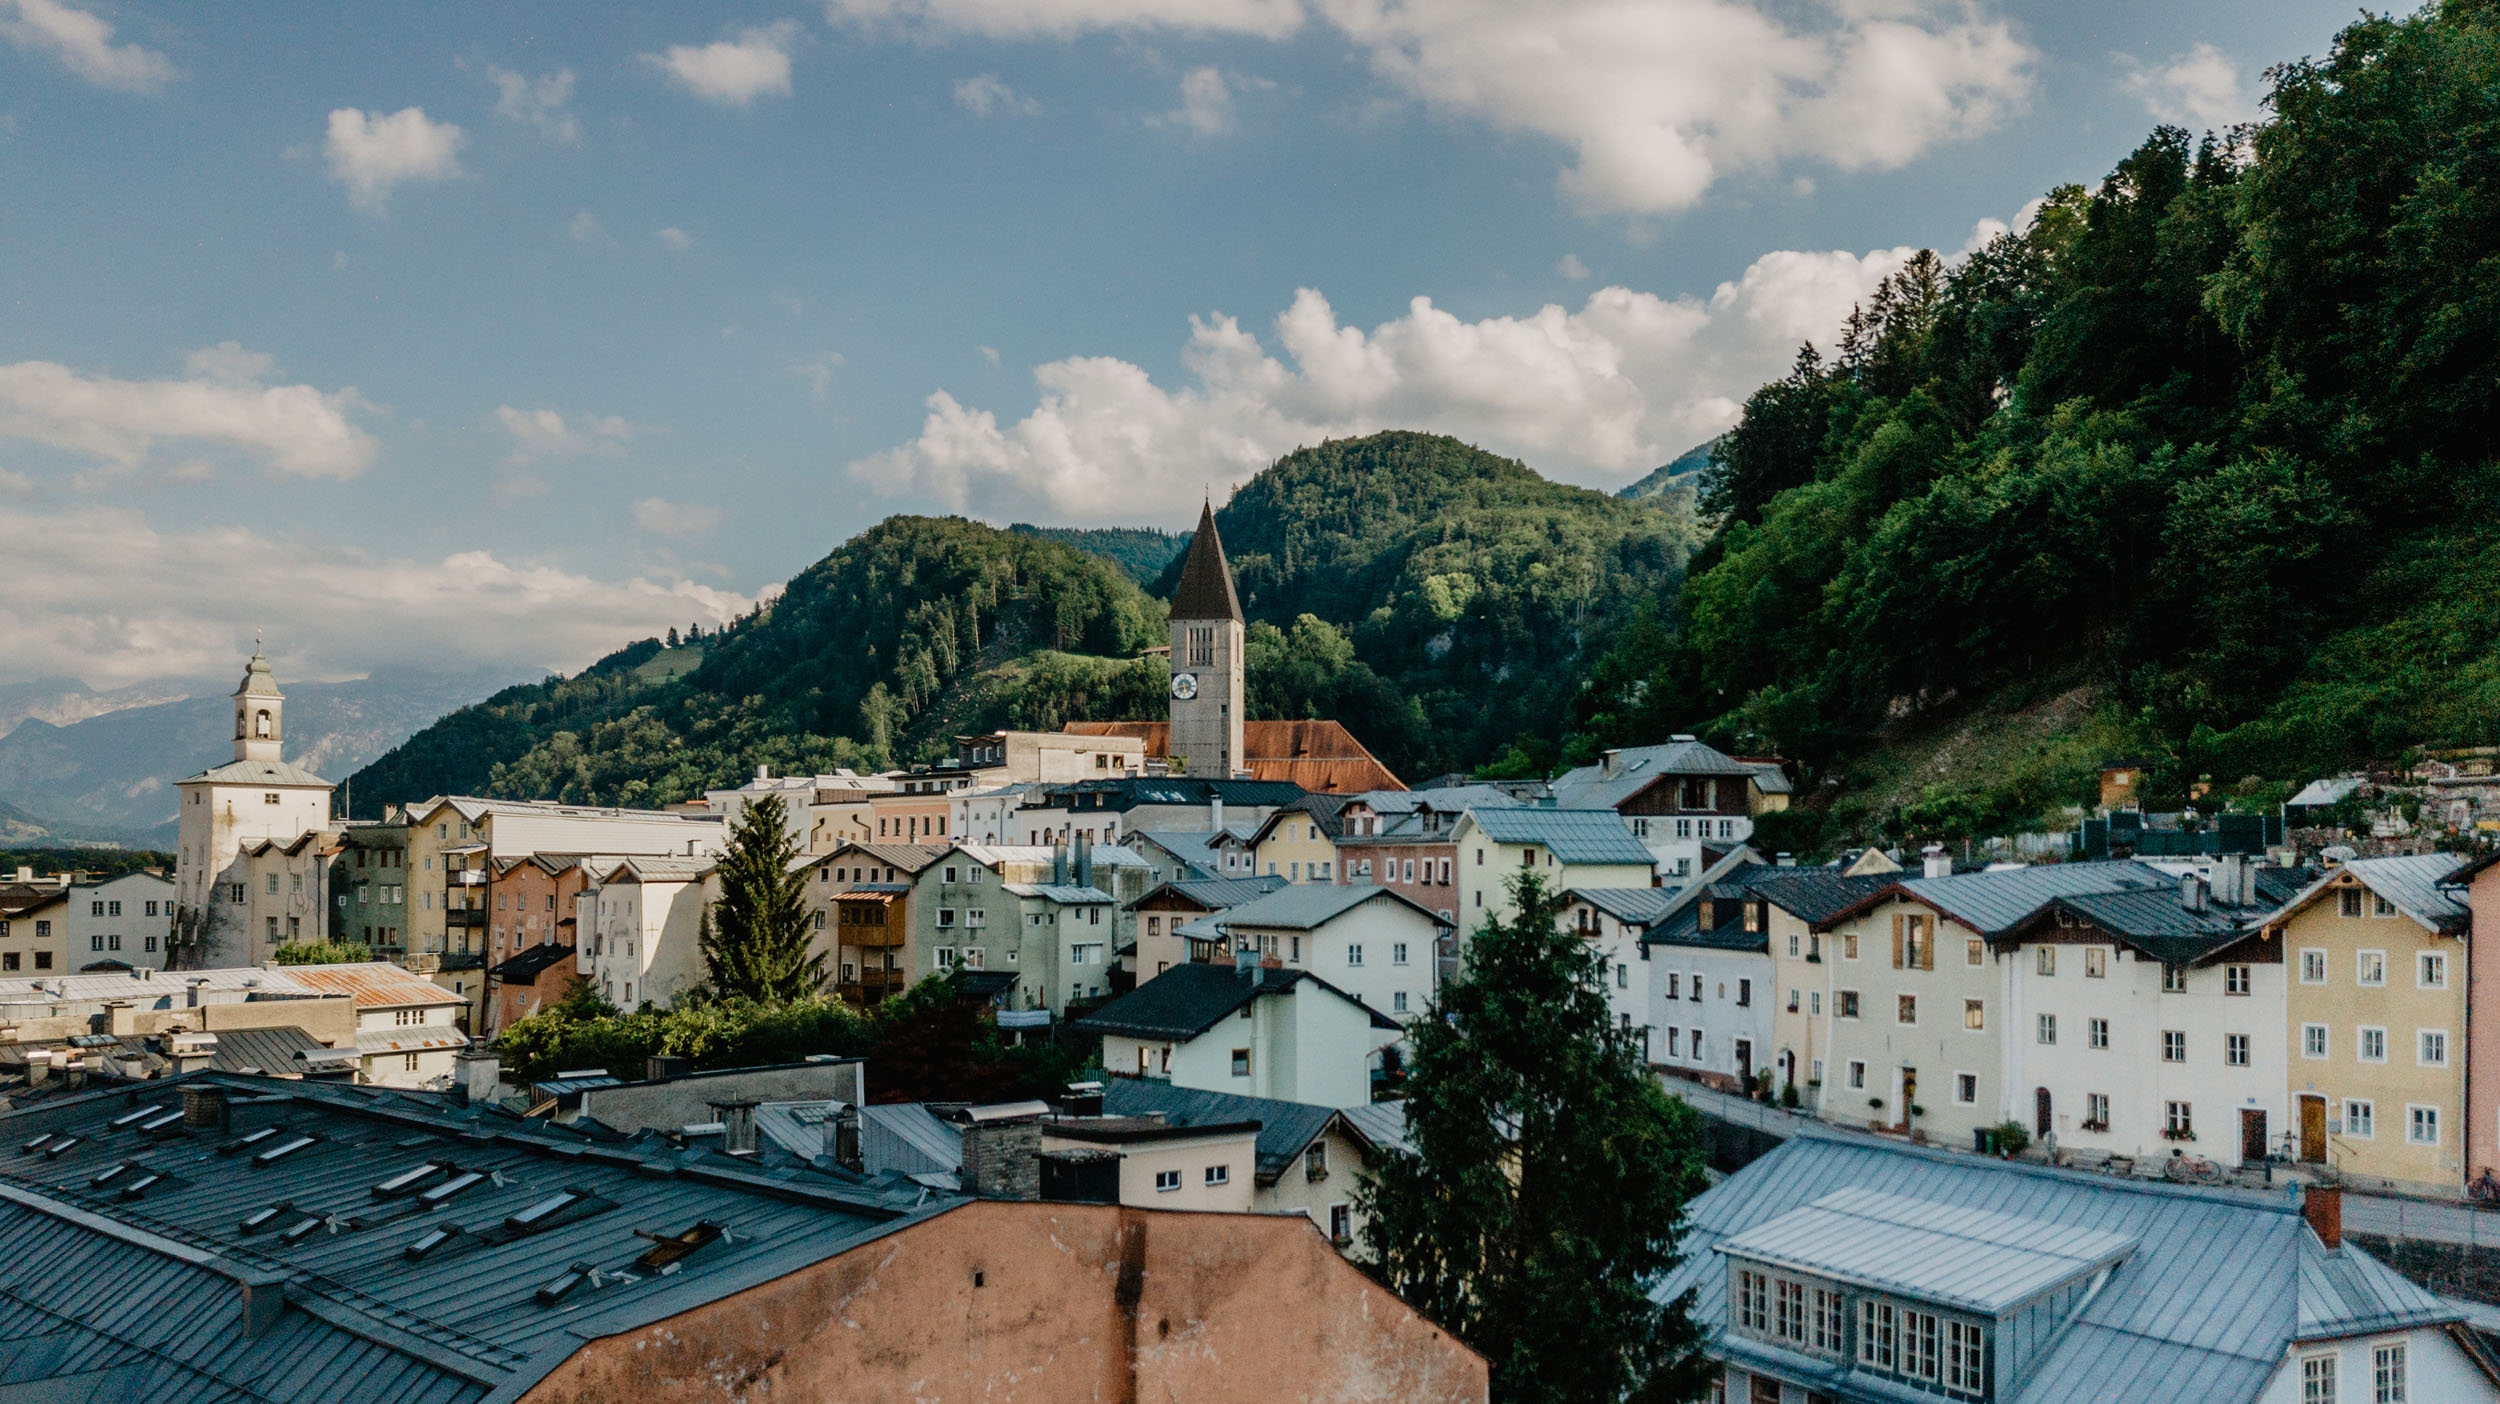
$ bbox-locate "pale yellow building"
[1248,802,1346,884]
[2263,854,2470,1189]
[1756,869,1897,1110]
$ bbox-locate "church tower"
[174,643,334,968]
[1167,500,1245,780]
[233,645,285,762]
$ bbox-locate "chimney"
[104,1000,137,1037]
[2212,853,2249,907]
[957,1116,1042,1201]
[185,978,208,1009]
[712,1098,759,1156]
[2305,1185,2343,1249]
[1921,844,1952,879]
[170,1032,218,1075]
[646,1054,689,1083]
[182,1083,230,1131]
[11,866,28,883]
[755,764,770,783]
[1776,852,1796,867]
[1059,1080,1105,1117]
[236,1266,289,1339]
[25,1049,49,1086]
[1600,750,1621,780]
[825,1103,861,1169]
[2180,873,2208,913]
[1052,841,1069,887]
[1210,796,1225,833]
[458,1049,502,1105]
[1074,833,1093,889]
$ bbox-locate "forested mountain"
[1573,0,2500,828]
[1006,524,1188,585]
[1615,438,1718,502]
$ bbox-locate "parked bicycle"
[2163,1150,2224,1185]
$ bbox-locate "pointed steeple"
[1170,499,1244,623]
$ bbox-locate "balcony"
[451,870,487,887]
[446,909,488,930]
[405,950,485,974]
[838,922,906,949]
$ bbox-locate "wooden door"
[1899,1067,1918,1130]
[2035,1087,2052,1138]
[2241,1108,2269,1165]
[2299,1096,2327,1162]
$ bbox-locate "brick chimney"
[2305,1185,2343,1249]
[958,1115,1041,1200]
[711,1098,759,1157]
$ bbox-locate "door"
[2035,1087,2052,1139]
[1735,1039,1753,1089]
[2299,1096,2327,1163]
[2241,1108,2269,1166]
[1898,1067,1918,1130]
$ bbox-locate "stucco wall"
[516,1200,1485,1404]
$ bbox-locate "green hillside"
[1006,524,1189,585]
[1615,437,1719,502]
[1572,0,2500,832]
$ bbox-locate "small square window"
[2409,1104,2440,1146]
[2359,1027,2387,1062]
[2302,1023,2328,1059]
[2225,964,2250,996]
[2300,949,2327,984]
[2419,953,2447,989]
[2226,1033,2249,1067]
[2089,1017,2109,1050]
[2084,947,2106,978]
[1955,1073,1977,1104]
[1897,994,1917,1025]
[2345,1100,2375,1139]
[2357,950,2386,986]
[1204,1164,1230,1186]
[1154,1169,1181,1192]
[2161,1030,2185,1063]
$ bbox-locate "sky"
[0,0,2387,692]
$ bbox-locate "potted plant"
[1990,1121,2031,1158]
[1867,1097,1886,1111]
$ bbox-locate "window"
[1838,990,1860,1019]
[2346,1100,2375,1139]
[1809,991,1822,1016]
[266,873,280,895]
[2303,1353,2337,1404]
[2340,887,2366,919]
[0,953,13,971]
[1956,1073,1977,1104]
[1689,972,1702,1002]
[2085,1092,2109,1128]
[2084,946,2106,978]
[2037,1013,2056,1045]
[2409,1105,2440,1145]
[89,901,103,917]
[1392,992,1408,1013]
[1692,1031,1706,1061]
[1392,942,1409,965]
[2088,1017,2109,1050]
[2374,1341,2407,1402]
[2161,965,2187,994]
[2376,893,2398,918]
[1773,1278,1805,1342]
[1847,1060,1865,1089]
[2357,951,2386,987]
[1618,964,1630,989]
[1814,1287,1846,1351]
[2420,1030,2448,1067]
[1945,1319,1986,1393]
[2166,1101,2193,1137]
[2036,946,2055,976]
[1901,1308,1941,1382]
[1898,994,1917,1024]
[1963,999,1984,1030]
[1737,979,1751,1007]
[2161,1030,2185,1063]
[32,953,48,970]
[2303,1023,2329,1059]
[2301,949,2328,984]
[1734,1269,1771,1333]
[1666,1028,1681,1058]
[1666,973,1680,1000]
[1900,916,1929,969]
[1230,1048,1250,1077]
[1966,939,1984,967]
[2419,953,2447,989]
[1844,931,1859,960]
[1858,1300,1896,1371]
[2226,964,2251,996]
[1155,1169,1181,1192]
[90,935,102,951]
[2227,1034,2250,1067]
[1347,944,1364,967]
[1204,1164,1230,1186]
[2360,1027,2387,1062]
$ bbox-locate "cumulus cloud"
[490,65,581,144]
[849,236,1946,525]
[323,106,466,213]
[825,0,1305,41]
[1153,66,1265,135]
[656,226,694,250]
[0,0,176,93]
[643,21,800,106]
[0,348,376,478]
[633,497,724,537]
[0,505,747,689]
[952,72,1038,117]
[824,0,2031,214]
[494,405,634,464]
[2119,43,2257,131]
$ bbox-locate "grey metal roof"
[1568,887,1678,926]
[2273,852,2470,932]
[1099,1079,1338,1183]
[1719,1187,2137,1315]
[0,1072,952,1404]
[1884,859,2173,937]
[1549,740,1758,812]
[1124,874,1289,913]
[1337,1100,1410,1157]
[1358,785,1523,815]
[1661,1130,2466,1404]
[1460,808,1655,866]
[1641,884,1770,952]
[1071,964,1397,1040]
[856,1104,963,1179]
[1745,869,1898,925]
[1001,883,1113,904]
[2288,777,2364,808]
[1202,884,1449,933]
[179,757,334,787]
[203,1026,333,1075]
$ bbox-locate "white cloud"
[0,0,176,93]
[952,72,1038,117]
[568,210,611,244]
[822,0,2031,215]
[825,0,1304,41]
[656,226,694,251]
[789,353,845,402]
[1154,66,1253,135]
[633,497,723,537]
[494,405,634,464]
[643,21,800,107]
[978,345,1001,370]
[0,349,376,478]
[2119,43,2257,131]
[323,106,466,213]
[849,237,1931,524]
[0,504,747,689]
[1557,253,1589,281]
[490,65,581,144]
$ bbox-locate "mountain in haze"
[348,431,1698,807]
[0,666,530,843]
[0,675,210,740]
[1615,437,1719,503]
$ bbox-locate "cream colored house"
[1754,868,1896,1109]
[1452,808,1655,933]
[1076,963,1402,1109]
[1040,1118,1259,1213]
[173,647,334,967]
[577,856,719,1009]
[1102,1078,1395,1254]
[2267,854,2470,1190]
[1248,800,1347,884]
[278,962,470,1088]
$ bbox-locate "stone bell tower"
[1166,500,1245,780]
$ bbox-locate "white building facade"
[174,648,334,967]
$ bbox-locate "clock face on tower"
[1169,672,1199,701]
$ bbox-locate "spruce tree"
[1359,871,1713,1404]
[699,794,823,1002]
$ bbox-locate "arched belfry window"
[255,709,273,739]
[235,709,247,739]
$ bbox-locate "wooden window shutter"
[1919,919,1935,971]
[1892,914,1905,970]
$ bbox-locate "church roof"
[178,757,332,788]
[1169,501,1244,623]
[1063,720,1403,793]
[234,644,284,698]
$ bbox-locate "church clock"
[1169,672,1199,701]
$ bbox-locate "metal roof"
[1000,883,1113,904]
[353,1028,471,1057]
[2287,777,2365,808]
[1124,874,1289,913]
[204,1026,334,1075]
[1169,500,1244,622]
[1072,964,1397,1040]
[178,757,334,788]
[1745,869,1898,925]
[1719,1187,2137,1315]
[2042,888,2263,964]
[1661,1130,2466,1404]
[1871,860,2174,937]
[1201,884,1450,933]
[1549,740,1758,811]
[1100,1079,1339,1183]
[1568,887,1678,926]
[1337,1100,1411,1157]
[276,964,468,1011]
[1459,808,1656,866]
[486,943,576,983]
[2271,852,2469,933]
[0,1072,951,1404]
[855,1104,962,1179]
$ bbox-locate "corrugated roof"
[1201,884,1449,933]
[1100,1079,1336,1182]
[1568,887,1678,925]
[2045,888,2263,964]
[1338,1100,1410,1157]
[598,855,716,884]
[1124,874,1289,913]
[204,1025,333,1074]
[179,757,333,787]
[2288,777,2365,808]
[855,1104,962,1179]
[1744,868,1897,924]
[1661,1130,2463,1404]
[277,964,468,1010]
[487,943,576,983]
[814,842,950,873]
[1001,883,1113,904]
[1863,859,2174,937]
[1460,808,1656,866]
[1072,964,1397,1040]
[1720,1187,2137,1315]
[1549,740,1757,811]
[1062,723,1405,793]
[353,1027,471,1057]
[2271,852,2469,932]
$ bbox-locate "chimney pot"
[2305,1185,2343,1249]
[711,1098,760,1156]
[183,1084,230,1130]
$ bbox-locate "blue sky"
[0,0,2382,690]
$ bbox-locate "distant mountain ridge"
[1616,437,1719,503]
[1007,524,1189,586]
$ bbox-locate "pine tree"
[1359,871,1713,1404]
[699,794,823,1002]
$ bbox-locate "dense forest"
[1573,0,2500,826]
[1006,523,1188,585]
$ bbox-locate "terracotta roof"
[1168,501,1243,623]
[1064,720,1404,792]
[277,961,468,1009]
